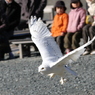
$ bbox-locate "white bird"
[28,16,95,84]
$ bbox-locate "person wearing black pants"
[64,30,82,51]
[16,0,47,30]
[55,36,65,54]
[0,0,21,60]
[82,0,95,55]
[82,24,95,55]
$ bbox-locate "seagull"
[28,16,95,84]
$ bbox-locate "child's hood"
[71,7,84,12]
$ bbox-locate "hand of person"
[61,32,65,36]
[0,24,6,32]
[92,22,95,26]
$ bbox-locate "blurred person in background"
[64,0,86,54]
[16,0,47,30]
[82,0,95,55]
[51,1,68,54]
[0,0,21,60]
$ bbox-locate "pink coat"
[67,8,86,33]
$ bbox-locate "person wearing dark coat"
[16,0,47,30]
[0,0,21,60]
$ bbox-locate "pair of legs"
[64,31,82,53]
[55,35,65,54]
[0,30,14,60]
[82,24,95,55]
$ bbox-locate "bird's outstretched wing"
[28,16,63,63]
[28,16,51,39]
[50,36,95,67]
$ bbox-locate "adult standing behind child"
[16,0,47,30]
[51,1,68,54]
[82,0,95,55]
[64,0,86,54]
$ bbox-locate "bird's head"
[38,64,51,75]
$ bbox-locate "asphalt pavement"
[0,54,95,95]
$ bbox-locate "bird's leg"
[48,73,55,78]
[60,77,67,85]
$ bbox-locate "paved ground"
[0,1,94,95]
[0,53,95,95]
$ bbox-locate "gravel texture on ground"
[0,54,95,95]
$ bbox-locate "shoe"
[90,50,95,55]
[82,51,90,55]
[6,52,15,60]
[65,49,71,54]
[9,52,14,58]
[6,56,15,60]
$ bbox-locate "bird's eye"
[41,67,44,70]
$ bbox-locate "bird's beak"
[38,70,44,74]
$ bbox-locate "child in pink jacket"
[64,0,86,54]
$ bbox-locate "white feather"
[28,16,95,84]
